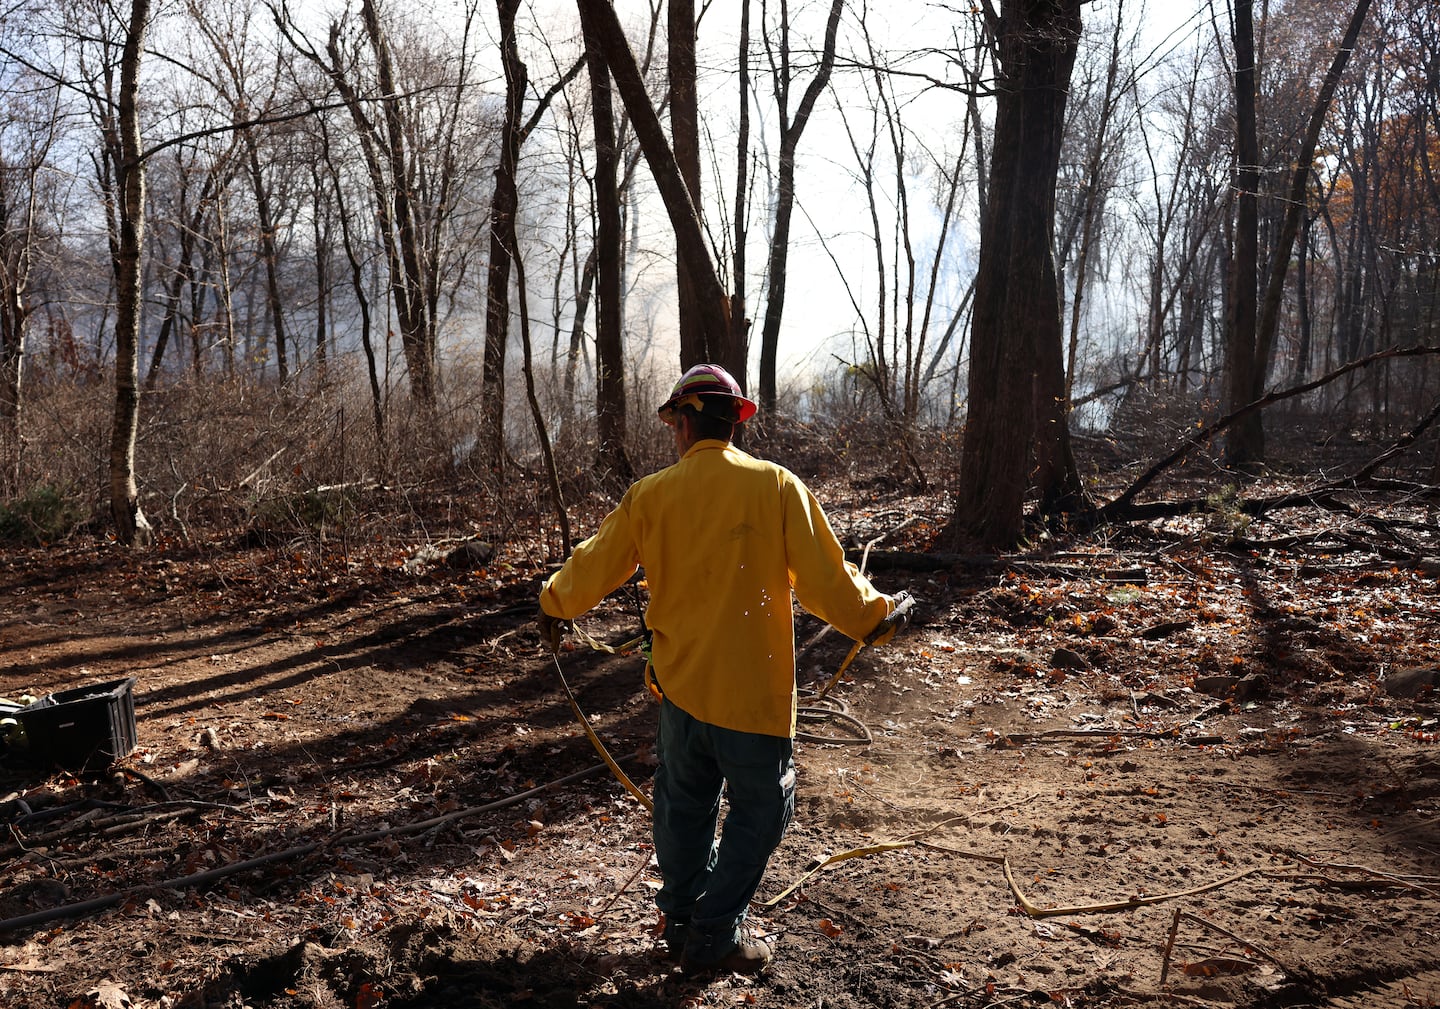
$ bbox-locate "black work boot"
[660,914,690,961]
[680,922,773,975]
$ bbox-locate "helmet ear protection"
[657,364,758,425]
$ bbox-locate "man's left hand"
[867,591,914,646]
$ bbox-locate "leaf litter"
[0,468,1438,1007]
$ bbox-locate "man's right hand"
[537,607,571,652]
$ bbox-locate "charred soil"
[1,441,1439,1009]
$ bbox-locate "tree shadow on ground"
[0,589,664,942]
[197,916,725,1009]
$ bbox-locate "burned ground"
[1,434,1438,1009]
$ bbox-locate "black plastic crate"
[17,677,138,772]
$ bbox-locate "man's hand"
[537,607,571,652]
[866,591,913,646]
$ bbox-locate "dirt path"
[1,503,1437,1009]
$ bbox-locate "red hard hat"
[657,364,758,424]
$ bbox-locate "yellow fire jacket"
[539,440,892,738]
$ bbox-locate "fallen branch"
[757,813,1005,911]
[1099,344,1440,521]
[913,840,1005,864]
[843,549,968,572]
[756,840,916,910]
[1117,988,1217,1008]
[581,849,654,964]
[3,802,238,858]
[1003,859,1261,918]
[1160,909,1303,985]
[851,550,1149,584]
[1159,907,1182,985]
[0,754,638,935]
[990,726,1201,747]
[1291,854,1440,900]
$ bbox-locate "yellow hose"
[550,650,654,813]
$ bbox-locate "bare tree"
[947,0,1087,548]
[826,12,936,486]
[480,0,528,473]
[1056,0,1136,403]
[578,1,633,480]
[143,133,239,389]
[755,0,844,415]
[1128,33,1228,393]
[108,0,154,546]
[0,70,62,493]
[727,0,754,390]
[575,0,733,383]
[669,0,706,367]
[479,2,588,472]
[275,0,482,418]
[318,110,386,445]
[1223,0,1373,469]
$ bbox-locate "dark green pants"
[653,698,796,940]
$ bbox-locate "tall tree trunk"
[144,244,189,392]
[147,156,233,390]
[576,0,731,369]
[0,291,26,495]
[914,156,963,424]
[1064,0,1126,403]
[109,0,153,547]
[949,0,1085,548]
[564,245,597,412]
[477,4,584,470]
[212,187,237,377]
[0,160,40,494]
[1222,0,1263,469]
[1253,0,1371,396]
[1292,210,1313,385]
[311,158,331,384]
[580,5,632,481]
[0,292,28,498]
[327,139,385,447]
[513,219,572,556]
[360,0,436,410]
[1224,0,1370,469]
[669,0,708,367]
[245,133,288,383]
[756,0,844,415]
[727,0,752,393]
[480,0,526,472]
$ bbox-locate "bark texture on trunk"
[575,0,731,369]
[109,0,154,547]
[360,0,436,411]
[669,0,707,368]
[951,0,1084,548]
[727,0,752,395]
[1222,0,1263,471]
[579,2,632,481]
[1228,0,1371,468]
[480,0,526,471]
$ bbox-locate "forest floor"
[1,429,1438,1009]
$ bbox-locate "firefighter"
[538,363,908,974]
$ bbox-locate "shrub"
[247,485,359,543]
[0,486,87,545]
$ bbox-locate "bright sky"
[628,0,1229,393]
[255,0,1229,400]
